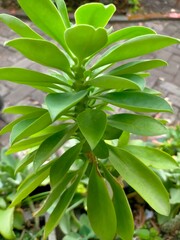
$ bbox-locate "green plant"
[135,227,162,240]
[0,0,179,239]
[0,149,25,239]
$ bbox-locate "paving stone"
[4,85,35,105]
[170,54,180,63]
[159,106,179,125]
[168,94,180,108]
[153,49,172,61]
[152,69,173,82]
[174,74,180,86]
[163,60,180,75]
[0,83,9,96]
[30,90,45,105]
[146,75,159,88]
[159,82,180,96]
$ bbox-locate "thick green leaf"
[118,131,130,147]
[0,208,15,240]
[143,87,161,95]
[170,188,180,204]
[93,140,109,159]
[0,13,42,39]
[54,0,70,28]
[122,145,178,169]
[77,109,107,149]
[103,125,123,140]
[46,90,87,121]
[10,163,52,207]
[109,59,167,76]
[120,74,146,90]
[35,172,76,217]
[75,3,116,28]
[109,146,170,215]
[0,68,66,91]
[7,136,45,154]
[89,75,142,91]
[10,117,36,144]
[108,114,167,136]
[100,92,173,112]
[107,26,156,45]
[92,34,179,69]
[65,25,108,61]
[6,125,70,154]
[15,151,36,173]
[44,162,88,239]
[87,164,117,240]
[10,112,52,144]
[50,143,82,186]
[33,125,77,170]
[3,106,47,115]
[0,111,45,135]
[18,0,67,49]
[6,39,71,73]
[102,166,134,240]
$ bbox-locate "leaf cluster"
[0,1,179,239]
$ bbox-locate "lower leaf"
[109,145,170,216]
[102,165,134,240]
[0,207,15,240]
[87,164,117,240]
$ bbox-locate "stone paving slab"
[0,19,180,147]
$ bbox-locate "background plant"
[0,0,179,239]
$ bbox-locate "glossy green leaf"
[0,111,45,135]
[10,112,52,144]
[46,90,87,121]
[108,113,167,136]
[118,131,130,147]
[102,166,134,240]
[92,34,179,69]
[54,0,70,28]
[100,92,173,112]
[65,25,108,61]
[143,87,161,95]
[0,13,42,39]
[120,74,146,90]
[35,172,76,217]
[10,117,36,144]
[6,39,71,73]
[93,140,109,159]
[33,125,77,170]
[75,3,116,28]
[44,162,88,239]
[77,109,107,149]
[122,145,178,169]
[89,75,142,91]
[7,136,46,154]
[10,163,52,207]
[0,68,65,90]
[108,26,156,45]
[109,59,167,76]
[18,0,67,49]
[103,125,123,140]
[7,125,70,154]
[109,146,170,215]
[15,151,36,173]
[3,105,47,115]
[0,208,15,240]
[87,164,117,240]
[50,143,82,186]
